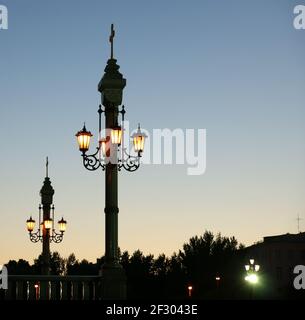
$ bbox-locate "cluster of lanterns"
[75,122,147,157]
[26,216,67,233]
[26,204,67,242]
[245,258,260,284]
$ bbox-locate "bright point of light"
[245,273,258,284]
[215,277,221,281]
[188,286,193,290]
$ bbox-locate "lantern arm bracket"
[118,147,140,172]
[50,230,64,243]
[82,146,106,171]
[29,230,42,243]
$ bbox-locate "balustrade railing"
[0,275,102,300]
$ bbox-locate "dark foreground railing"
[0,275,102,300]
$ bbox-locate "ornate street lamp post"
[76,25,146,299]
[245,258,260,283]
[26,158,67,275]
[244,258,260,299]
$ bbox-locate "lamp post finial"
[46,156,49,178]
[109,24,115,59]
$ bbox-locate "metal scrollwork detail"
[82,147,106,171]
[29,231,42,243]
[119,149,140,172]
[51,231,64,243]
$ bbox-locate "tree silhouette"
[4,231,249,299]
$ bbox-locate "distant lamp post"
[34,283,39,300]
[188,285,193,298]
[245,258,260,284]
[26,158,67,275]
[245,258,260,299]
[215,275,221,289]
[75,24,146,299]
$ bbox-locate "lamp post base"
[100,264,127,300]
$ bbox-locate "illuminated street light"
[76,124,93,153]
[187,285,193,298]
[245,273,258,284]
[131,124,147,156]
[245,258,260,284]
[26,158,67,275]
[244,258,260,299]
[215,275,221,289]
[75,24,146,299]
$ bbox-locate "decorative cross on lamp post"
[26,158,67,275]
[76,24,146,299]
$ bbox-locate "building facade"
[247,232,305,293]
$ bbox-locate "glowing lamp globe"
[76,125,93,153]
[131,124,147,154]
[58,217,67,232]
[44,218,53,230]
[111,125,122,145]
[26,216,35,232]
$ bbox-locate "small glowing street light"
[34,283,40,300]
[245,259,260,281]
[245,273,258,284]
[245,258,260,293]
[215,275,221,289]
[187,285,193,298]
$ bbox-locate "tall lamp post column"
[76,25,147,299]
[99,25,126,299]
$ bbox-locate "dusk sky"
[1,0,305,264]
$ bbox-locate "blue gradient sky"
[1,0,305,263]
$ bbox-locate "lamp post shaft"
[40,176,54,275]
[98,57,127,299]
[42,204,50,275]
[104,107,119,265]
